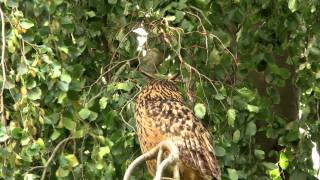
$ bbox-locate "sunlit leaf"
[288,0,297,12]
[89,111,98,121]
[62,118,76,131]
[269,168,281,179]
[246,104,259,113]
[194,103,206,119]
[28,87,42,100]
[237,87,255,101]
[60,72,72,83]
[36,138,45,149]
[79,108,91,120]
[279,152,289,170]
[227,108,236,127]
[65,154,79,167]
[50,130,61,141]
[0,125,9,142]
[227,168,238,180]
[98,146,110,159]
[99,97,108,109]
[116,82,134,92]
[20,19,34,29]
[55,166,70,177]
[245,122,256,136]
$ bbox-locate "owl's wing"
[145,100,221,179]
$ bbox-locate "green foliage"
[0,0,319,180]
[194,103,206,119]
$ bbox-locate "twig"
[189,6,212,26]
[0,6,6,125]
[172,28,226,110]
[41,137,75,180]
[86,57,137,96]
[23,166,45,175]
[123,140,180,180]
[185,11,209,65]
[80,135,87,180]
[119,84,141,132]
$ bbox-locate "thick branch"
[123,140,180,180]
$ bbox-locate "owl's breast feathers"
[135,80,221,180]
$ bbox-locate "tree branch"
[0,6,6,125]
[41,137,75,180]
[123,140,180,180]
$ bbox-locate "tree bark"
[249,52,298,162]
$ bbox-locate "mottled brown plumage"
[135,80,220,180]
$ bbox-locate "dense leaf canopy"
[0,0,319,179]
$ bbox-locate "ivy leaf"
[24,174,37,180]
[227,108,236,127]
[55,166,70,177]
[214,93,225,100]
[108,0,117,4]
[209,48,221,65]
[50,130,61,141]
[0,125,9,142]
[36,138,45,149]
[99,97,108,110]
[58,81,69,92]
[289,171,308,180]
[116,82,134,91]
[74,128,84,138]
[28,87,42,100]
[79,108,91,120]
[215,146,226,157]
[65,154,79,167]
[246,104,259,113]
[62,118,76,131]
[20,19,34,29]
[286,130,299,142]
[98,146,110,159]
[254,149,265,160]
[237,87,255,101]
[288,0,297,12]
[269,168,281,179]
[194,103,206,119]
[17,63,28,75]
[51,65,62,78]
[263,162,278,170]
[233,130,241,143]
[227,168,238,180]
[60,72,72,83]
[85,11,96,18]
[58,46,69,54]
[89,111,98,121]
[279,152,289,170]
[245,122,257,136]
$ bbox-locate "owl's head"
[138,80,183,102]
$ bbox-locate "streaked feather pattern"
[135,80,220,180]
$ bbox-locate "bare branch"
[0,6,6,125]
[123,140,180,180]
[41,137,75,180]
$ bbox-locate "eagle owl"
[135,80,220,180]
